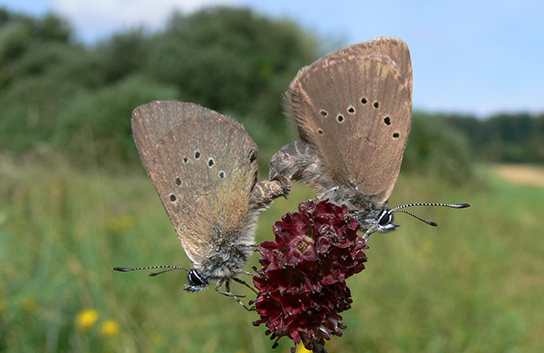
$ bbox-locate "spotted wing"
[131,101,259,265]
[288,37,412,207]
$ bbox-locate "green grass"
[1,158,543,353]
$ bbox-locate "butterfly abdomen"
[269,140,338,194]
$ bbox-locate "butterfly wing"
[132,101,259,266]
[324,37,412,99]
[287,37,412,207]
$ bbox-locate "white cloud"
[51,0,237,42]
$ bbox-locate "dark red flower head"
[252,200,368,352]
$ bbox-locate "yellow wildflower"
[76,309,99,331]
[295,345,312,353]
[100,319,120,337]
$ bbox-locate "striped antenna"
[113,265,190,277]
[390,202,470,227]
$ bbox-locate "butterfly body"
[269,140,392,233]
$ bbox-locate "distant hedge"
[0,6,491,184]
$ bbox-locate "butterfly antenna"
[390,202,469,227]
[391,202,469,212]
[113,265,190,277]
[394,209,437,226]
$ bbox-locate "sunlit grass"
[1,159,543,352]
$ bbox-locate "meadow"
[1,154,543,353]
[2,6,544,353]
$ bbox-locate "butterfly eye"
[187,270,205,286]
[378,211,393,226]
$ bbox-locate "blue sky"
[2,0,543,117]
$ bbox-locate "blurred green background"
[1,6,543,353]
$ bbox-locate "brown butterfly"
[269,37,468,239]
[115,100,290,308]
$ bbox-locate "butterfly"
[269,37,468,239]
[115,100,290,308]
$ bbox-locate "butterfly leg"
[236,269,257,277]
[225,277,231,293]
[215,278,254,311]
[231,276,258,295]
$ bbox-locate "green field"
[1,158,543,353]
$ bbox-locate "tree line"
[1,6,538,185]
[0,6,320,167]
[445,112,544,164]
